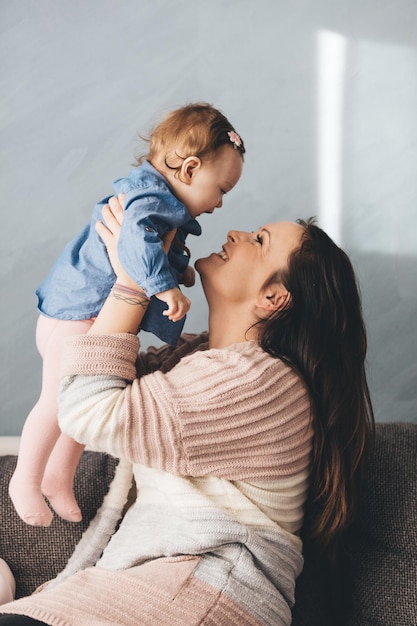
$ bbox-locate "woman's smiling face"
[195,221,304,306]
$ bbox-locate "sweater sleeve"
[58,335,312,481]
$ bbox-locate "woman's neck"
[207,308,258,349]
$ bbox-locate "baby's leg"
[9,316,93,526]
[41,432,85,523]
[0,559,15,605]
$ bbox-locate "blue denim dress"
[36,161,201,345]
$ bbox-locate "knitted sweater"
[1,333,313,626]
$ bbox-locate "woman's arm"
[59,336,312,480]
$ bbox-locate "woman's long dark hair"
[259,218,375,549]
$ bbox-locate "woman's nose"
[227,230,250,243]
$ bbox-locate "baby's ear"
[179,156,201,184]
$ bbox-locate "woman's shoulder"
[177,340,305,386]
[141,336,307,396]
[197,339,289,367]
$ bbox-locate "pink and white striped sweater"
[1,333,313,626]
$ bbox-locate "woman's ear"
[179,156,201,185]
[256,283,291,314]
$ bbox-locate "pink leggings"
[34,315,95,436]
[14,315,94,495]
[36,314,94,372]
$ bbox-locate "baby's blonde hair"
[136,102,245,173]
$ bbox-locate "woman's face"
[195,221,304,305]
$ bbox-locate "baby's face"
[185,145,243,218]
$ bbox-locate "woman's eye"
[255,234,263,244]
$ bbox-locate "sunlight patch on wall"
[317,30,347,246]
[317,31,417,257]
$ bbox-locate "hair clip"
[228,130,243,149]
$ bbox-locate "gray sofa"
[1,422,416,625]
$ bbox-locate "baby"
[9,102,245,528]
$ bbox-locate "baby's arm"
[119,193,193,298]
[156,286,191,322]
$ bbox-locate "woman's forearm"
[88,283,150,336]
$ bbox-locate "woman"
[0,197,374,625]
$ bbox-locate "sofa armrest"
[0,438,20,456]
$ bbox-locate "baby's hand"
[157,287,191,322]
[180,265,196,288]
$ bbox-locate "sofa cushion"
[292,422,417,626]
[344,422,417,626]
[0,452,118,598]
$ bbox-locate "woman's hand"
[95,195,137,289]
[88,196,177,336]
[96,195,177,289]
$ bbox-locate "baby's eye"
[255,233,263,244]
[220,189,227,195]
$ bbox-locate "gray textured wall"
[1,0,416,435]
